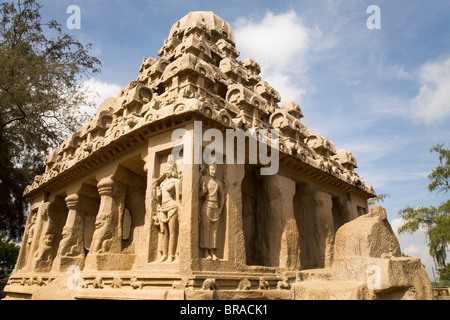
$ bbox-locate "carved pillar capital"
[65,194,79,210]
[97,177,115,196]
[98,177,126,199]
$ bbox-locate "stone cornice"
[24,103,375,200]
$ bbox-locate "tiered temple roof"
[24,11,375,200]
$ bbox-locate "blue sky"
[37,0,450,278]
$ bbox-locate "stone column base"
[52,256,85,272]
[84,253,136,271]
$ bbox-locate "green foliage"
[368,193,391,208]
[400,252,411,258]
[0,236,20,279]
[398,144,450,268]
[0,0,101,240]
[431,280,450,288]
[428,144,450,194]
[437,264,450,281]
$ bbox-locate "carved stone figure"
[93,277,104,289]
[277,277,290,290]
[153,155,181,263]
[34,234,55,262]
[56,195,84,259]
[199,164,224,260]
[90,213,113,254]
[20,213,37,269]
[259,277,270,290]
[238,278,252,291]
[26,214,36,252]
[201,278,218,291]
[31,202,64,272]
[130,276,143,289]
[111,277,123,289]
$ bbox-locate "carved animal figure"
[93,277,104,289]
[112,277,123,289]
[259,277,269,290]
[130,276,143,289]
[90,214,113,253]
[201,278,218,291]
[238,278,252,291]
[277,277,290,290]
[81,279,89,289]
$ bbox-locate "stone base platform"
[2,266,433,300]
[3,269,299,300]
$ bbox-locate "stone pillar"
[133,153,154,268]
[52,194,85,271]
[265,174,300,269]
[89,177,126,254]
[25,203,50,272]
[224,164,246,268]
[314,190,335,268]
[31,201,66,273]
[84,177,133,271]
[179,160,197,274]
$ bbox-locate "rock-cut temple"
[4,11,432,300]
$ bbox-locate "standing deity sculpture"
[25,214,37,255]
[152,155,181,263]
[32,203,57,263]
[199,164,224,260]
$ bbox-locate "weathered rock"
[331,206,433,300]
[333,205,401,259]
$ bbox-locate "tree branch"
[0,85,28,127]
[2,115,27,127]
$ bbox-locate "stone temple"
[4,12,432,300]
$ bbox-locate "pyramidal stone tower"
[5,12,432,300]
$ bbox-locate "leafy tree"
[437,264,450,281]
[0,0,101,240]
[0,236,20,278]
[398,143,450,268]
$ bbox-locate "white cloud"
[359,58,450,125]
[234,10,312,71]
[80,78,122,116]
[233,10,323,103]
[362,169,429,191]
[390,218,404,237]
[393,65,413,81]
[390,218,428,237]
[403,244,428,257]
[344,133,416,164]
[411,57,450,124]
